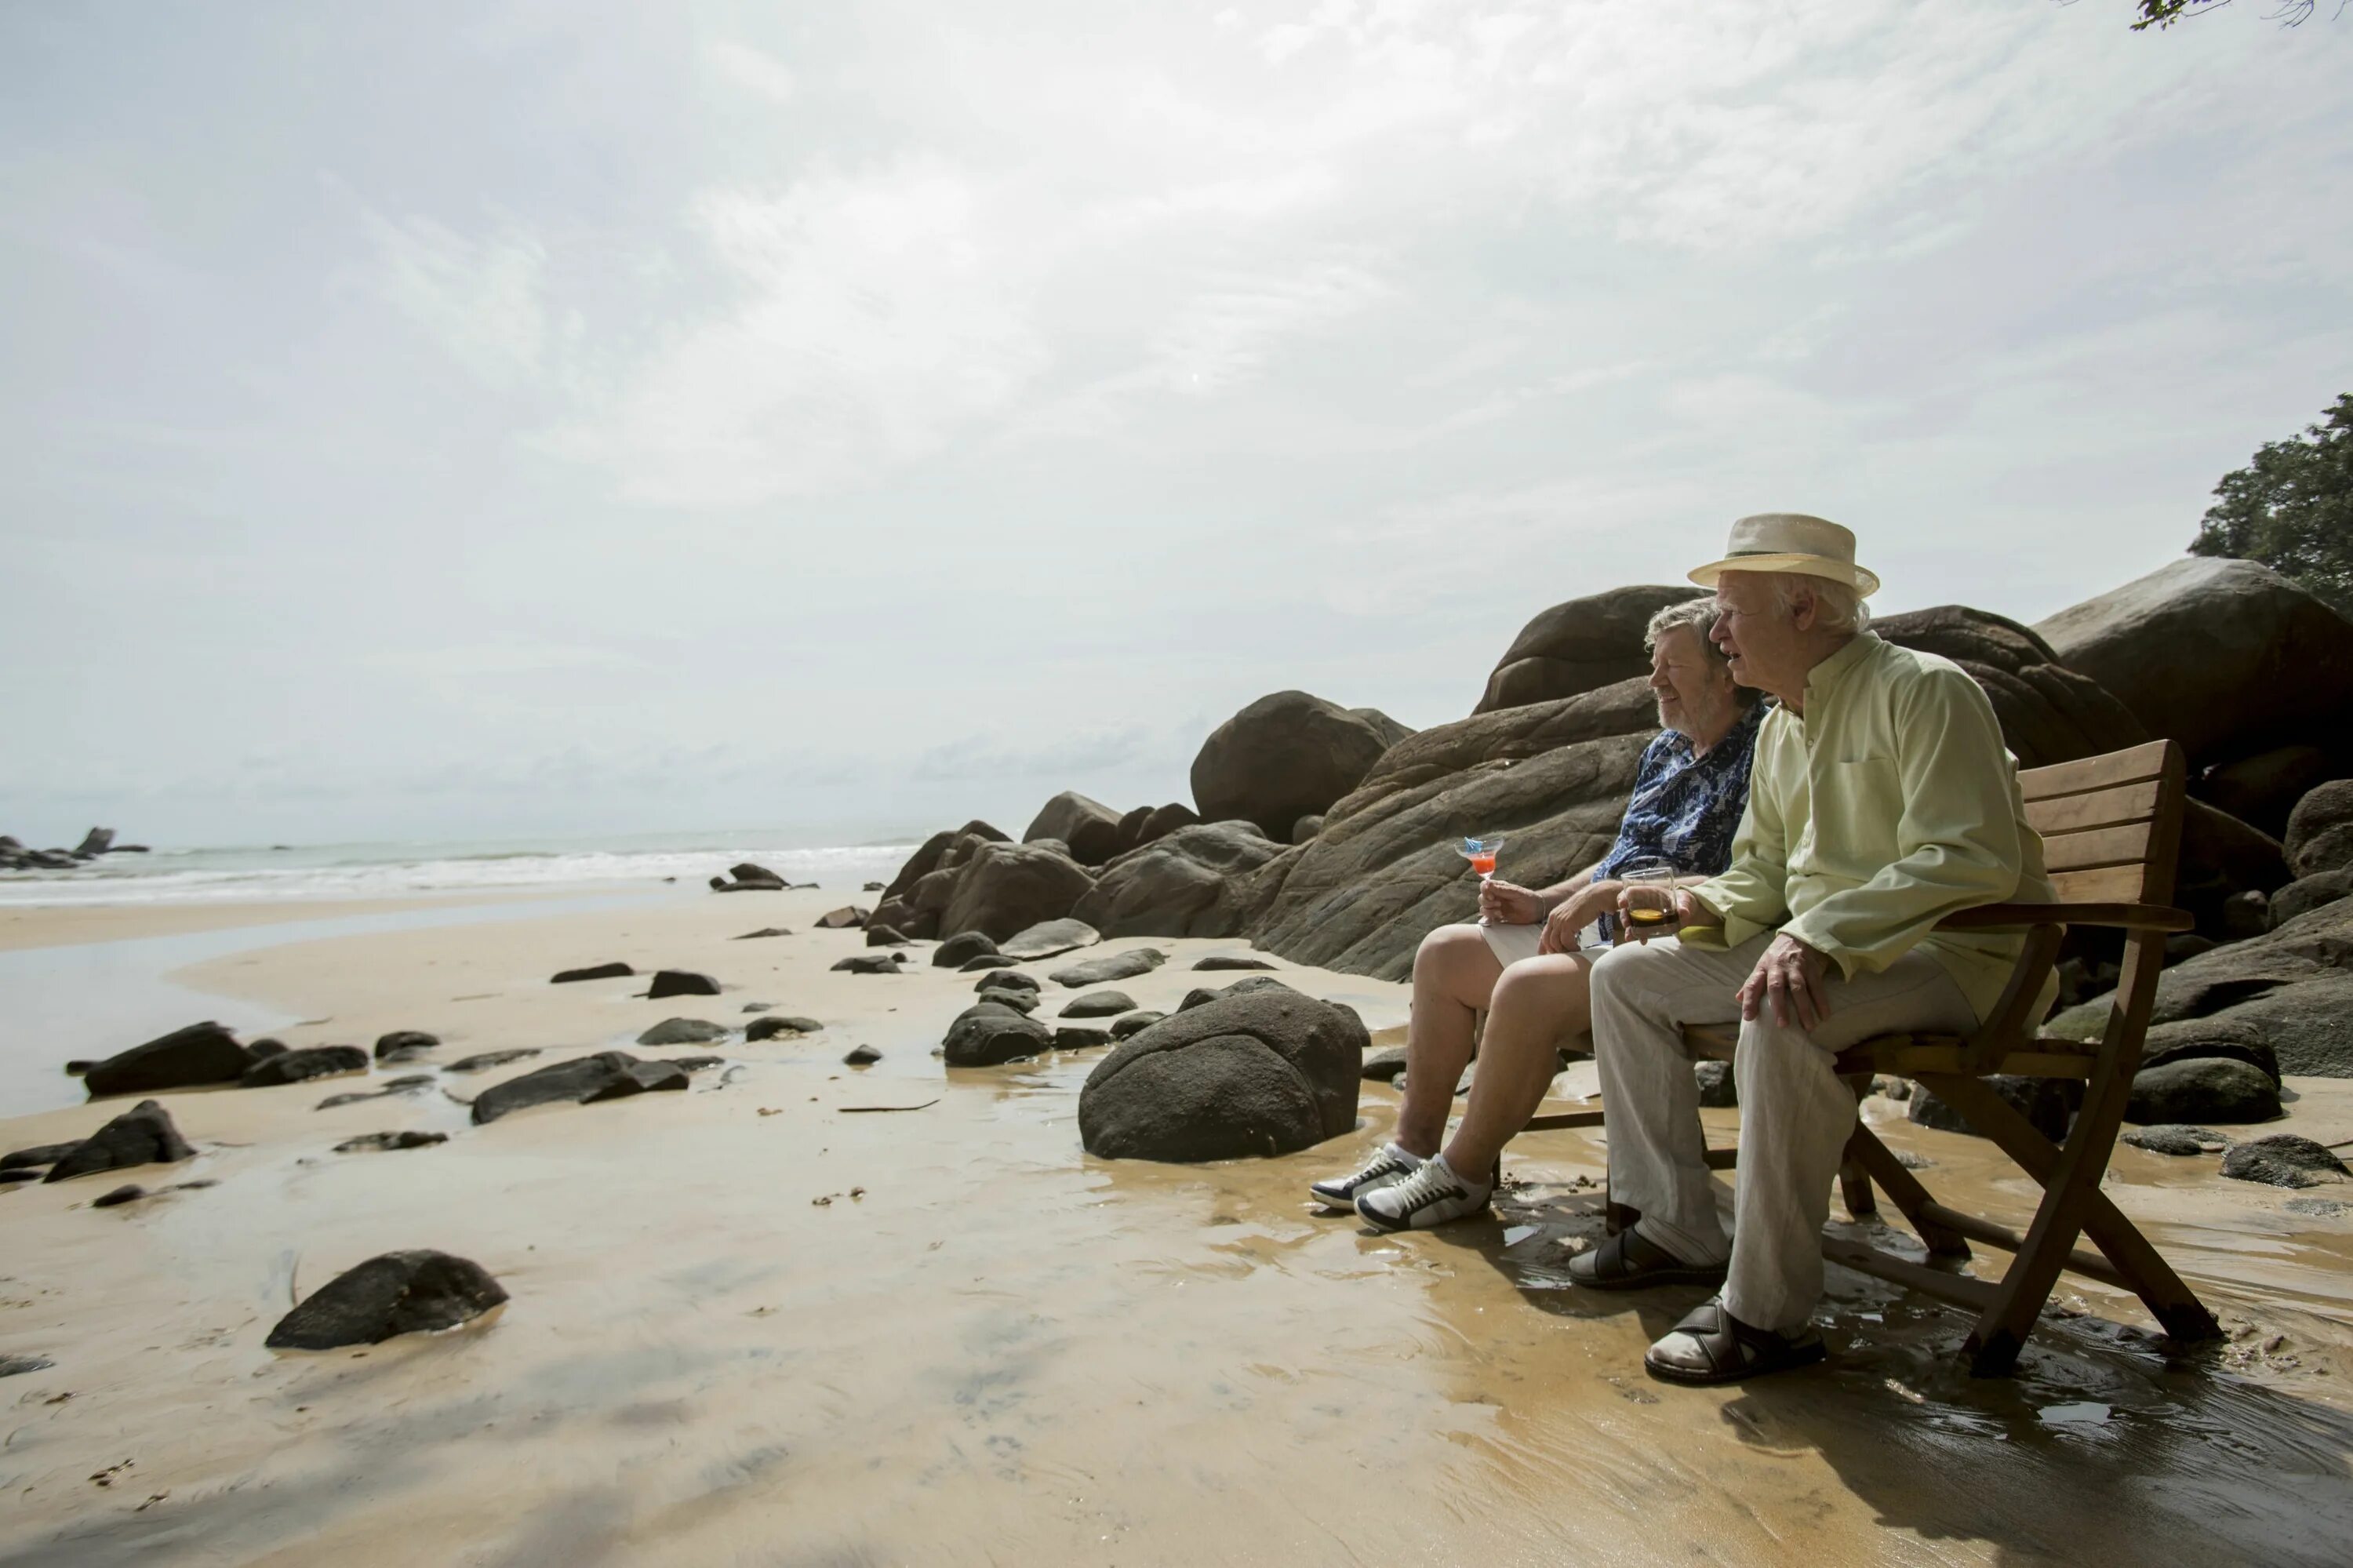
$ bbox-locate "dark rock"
[1,1142,80,1173]
[636,1017,731,1046]
[938,842,1095,942]
[1362,1045,1409,1082]
[1115,804,1155,856]
[247,1039,289,1060]
[865,924,911,947]
[998,918,1101,961]
[1180,976,1296,1012]
[0,1169,36,1183]
[1049,948,1167,988]
[63,1060,93,1076]
[843,1044,882,1065]
[962,952,1023,972]
[1053,1025,1111,1051]
[2139,1017,2280,1082]
[551,962,634,984]
[43,1101,194,1182]
[82,1020,252,1098]
[2122,1124,2230,1155]
[935,931,998,967]
[864,881,885,891]
[2287,779,2353,879]
[732,928,792,940]
[1078,987,1367,1162]
[1291,814,1325,844]
[241,1046,370,1088]
[2127,1058,2281,1125]
[336,1131,449,1153]
[715,861,787,892]
[831,954,905,975]
[1908,1076,2080,1143]
[2034,558,2353,767]
[745,1015,822,1042]
[473,1051,672,1123]
[1060,990,1136,1019]
[583,1061,691,1102]
[1191,691,1400,840]
[2166,933,2219,966]
[1136,802,1200,848]
[877,819,1009,908]
[941,1004,1053,1067]
[646,970,722,999]
[2271,869,2353,927]
[1474,584,1707,715]
[2201,745,2332,839]
[972,970,1041,994]
[92,1184,144,1208]
[1193,955,1277,971]
[1026,791,1126,867]
[816,906,871,930]
[974,987,1041,1014]
[1071,823,1285,940]
[1352,708,1416,751]
[743,1002,773,1012]
[0,1355,54,1376]
[1693,1060,1737,1108]
[73,827,115,857]
[315,1075,435,1110]
[266,1250,508,1349]
[445,1049,543,1074]
[2176,802,2292,936]
[373,1030,440,1062]
[1110,1010,1166,1039]
[667,1055,725,1073]
[2220,1134,2350,1189]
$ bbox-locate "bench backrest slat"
[2016,739,2182,908]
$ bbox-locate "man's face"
[1649,625,1731,737]
[1709,573,1791,693]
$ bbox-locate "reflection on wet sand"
[1,896,2348,1566]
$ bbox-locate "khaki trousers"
[1586,934,1978,1333]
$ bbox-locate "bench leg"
[1842,1125,1971,1260]
[1835,1072,1877,1221]
[1918,1072,2220,1374]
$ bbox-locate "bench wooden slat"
[2048,862,2152,904]
[2017,740,2173,802]
[1820,1237,1998,1310]
[2028,777,2163,837]
[2041,821,2158,874]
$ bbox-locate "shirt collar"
[1800,631,1880,714]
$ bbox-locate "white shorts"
[1476,920,1608,968]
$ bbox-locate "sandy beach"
[0,890,2348,1565]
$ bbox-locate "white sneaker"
[1309,1143,1423,1210]
[1355,1154,1493,1232]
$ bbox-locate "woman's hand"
[1537,882,1617,954]
[1478,878,1546,926]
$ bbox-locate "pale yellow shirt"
[1685,632,2054,1023]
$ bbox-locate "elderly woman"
[1315,596,1768,1231]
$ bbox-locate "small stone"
[935,931,999,968]
[241,1046,370,1088]
[373,1030,440,1061]
[91,1184,145,1208]
[1109,1011,1166,1040]
[1049,948,1167,989]
[974,987,1040,1014]
[843,1044,882,1065]
[746,1015,823,1042]
[645,970,721,999]
[1693,1059,1737,1108]
[636,1017,731,1047]
[2122,1124,2231,1156]
[583,1061,690,1102]
[1191,955,1277,971]
[940,1004,1053,1067]
[2220,1134,2351,1189]
[997,918,1101,961]
[865,925,911,947]
[815,905,871,930]
[971,970,1042,994]
[831,954,903,975]
[1060,990,1136,1020]
[732,929,792,940]
[2127,1058,2282,1126]
[961,953,1024,973]
[335,1132,449,1155]
[444,1049,541,1075]
[1053,1025,1111,1051]
[0,1354,54,1377]
[265,1250,507,1349]
[43,1101,194,1183]
[1360,1045,1409,1082]
[551,962,633,984]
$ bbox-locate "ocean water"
[0,832,921,907]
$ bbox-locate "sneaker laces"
[1380,1157,1467,1212]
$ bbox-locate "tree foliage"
[2127,1,2322,27]
[2189,395,2353,616]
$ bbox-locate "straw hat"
[1687,512,1879,598]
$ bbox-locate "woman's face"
[1649,625,1738,740]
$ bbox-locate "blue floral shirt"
[1594,700,1769,901]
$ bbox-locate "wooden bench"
[1524,737,2224,1376]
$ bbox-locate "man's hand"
[1614,886,1717,943]
[1536,882,1616,955]
[1739,933,1834,1030]
[1478,878,1545,926]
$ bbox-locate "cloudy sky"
[2,1,2348,849]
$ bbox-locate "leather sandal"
[1643,1297,1827,1386]
[1566,1228,1730,1292]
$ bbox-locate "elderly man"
[1574,513,2053,1386]
[1314,596,1767,1230]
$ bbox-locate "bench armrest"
[1934,901,2192,933]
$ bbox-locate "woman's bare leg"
[1442,952,1594,1180]
[1395,925,1504,1157]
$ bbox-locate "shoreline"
[2,894,2351,1563]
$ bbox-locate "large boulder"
[1191,692,1401,841]
[2200,746,2332,839]
[1872,606,2151,770]
[2271,868,2353,927]
[1472,585,1706,715]
[940,1003,1053,1067]
[42,1100,195,1182]
[1069,822,1287,939]
[81,1021,253,1098]
[2033,558,2353,768]
[1078,988,1366,1161]
[265,1250,507,1349]
[936,842,1096,941]
[1024,791,1125,867]
[1136,802,1200,848]
[2286,780,2353,879]
[2046,895,2353,1075]
[871,820,1009,936]
[2126,1058,2282,1125]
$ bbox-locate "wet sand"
[2,892,2351,1565]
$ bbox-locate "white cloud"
[706,39,797,104]
[362,211,548,391]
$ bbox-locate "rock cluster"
[0,826,151,872]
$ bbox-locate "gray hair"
[1644,597,1762,709]
[1769,572,1871,634]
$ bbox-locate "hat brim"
[1688,552,1880,598]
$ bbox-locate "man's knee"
[1588,937,1684,1002]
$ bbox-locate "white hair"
[1769,572,1870,633]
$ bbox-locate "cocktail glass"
[1461,835,1505,924]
